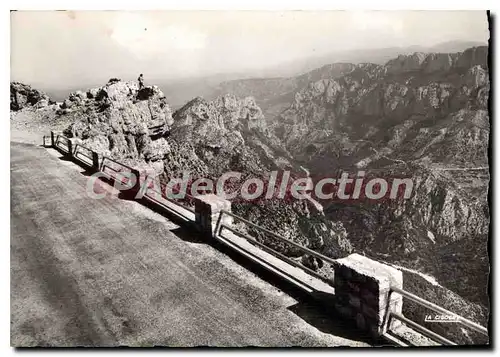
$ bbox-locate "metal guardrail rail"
[384,286,488,345]
[100,156,138,175]
[73,144,93,159]
[51,133,196,215]
[387,312,456,346]
[143,184,196,214]
[391,286,488,336]
[101,155,196,214]
[215,209,337,285]
[99,156,144,198]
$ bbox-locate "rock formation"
[268,47,490,333]
[58,79,173,173]
[10,82,53,111]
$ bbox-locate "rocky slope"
[268,46,490,342]
[272,47,489,246]
[165,94,354,263]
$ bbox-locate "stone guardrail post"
[94,157,141,199]
[194,194,232,238]
[120,168,142,200]
[50,131,56,147]
[92,151,100,172]
[130,169,142,197]
[66,139,73,158]
[332,253,403,338]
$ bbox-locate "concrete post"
[92,151,100,172]
[332,253,403,338]
[116,168,142,200]
[66,139,73,158]
[50,131,55,147]
[194,194,232,238]
[130,169,142,197]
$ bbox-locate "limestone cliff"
[56,79,173,174]
[270,46,490,324]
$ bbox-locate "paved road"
[11,140,368,347]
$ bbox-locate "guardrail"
[214,210,488,346]
[99,156,194,215]
[100,156,139,178]
[384,286,488,346]
[73,144,99,170]
[42,135,51,148]
[215,209,336,286]
[99,156,142,198]
[49,132,196,217]
[54,134,72,154]
[143,184,196,214]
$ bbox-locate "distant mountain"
[209,63,359,121]
[157,41,488,117]
[257,40,488,78]
[263,45,490,344]
[429,40,489,53]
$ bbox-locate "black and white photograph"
[9,8,492,348]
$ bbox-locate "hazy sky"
[11,11,489,89]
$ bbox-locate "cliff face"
[55,80,173,174]
[166,94,282,178]
[210,63,359,121]
[166,94,353,263]
[270,47,490,314]
[275,47,488,151]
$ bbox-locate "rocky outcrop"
[168,94,268,178]
[385,52,428,74]
[172,94,265,135]
[10,82,52,111]
[422,53,455,73]
[454,46,489,70]
[155,93,351,265]
[57,80,173,173]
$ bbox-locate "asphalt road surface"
[11,139,369,347]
